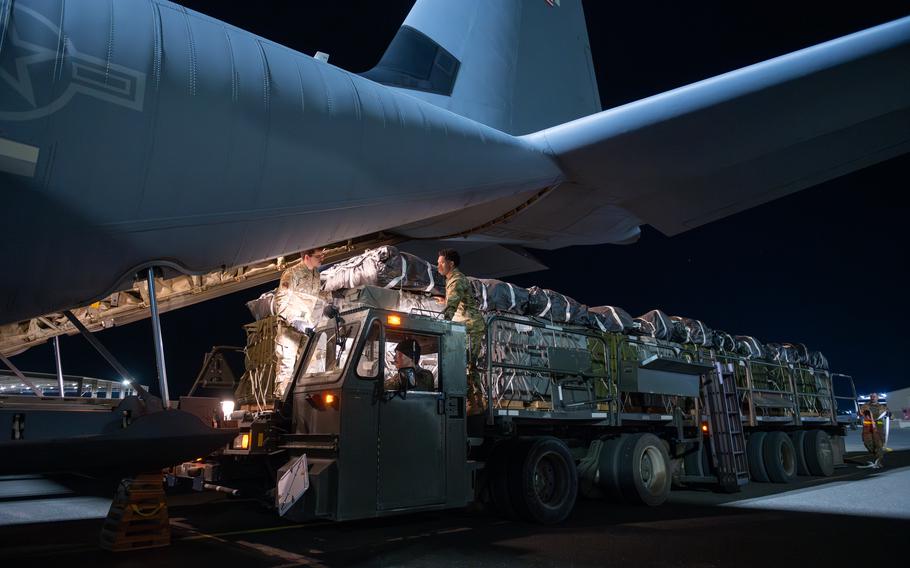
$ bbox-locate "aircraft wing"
[525,16,910,236]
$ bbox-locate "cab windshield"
[299,322,360,384]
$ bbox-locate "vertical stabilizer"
[362,0,601,135]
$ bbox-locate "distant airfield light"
[221,400,236,420]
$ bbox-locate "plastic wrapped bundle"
[787,343,810,365]
[671,316,714,347]
[713,331,736,352]
[320,246,445,295]
[634,310,681,341]
[764,343,790,363]
[246,290,276,321]
[589,306,635,333]
[526,287,590,325]
[469,278,529,314]
[809,351,829,370]
[735,336,765,359]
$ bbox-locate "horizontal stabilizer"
[526,16,910,236]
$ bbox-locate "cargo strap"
[424,263,434,292]
[537,291,552,318]
[594,314,606,332]
[561,293,571,322]
[385,256,407,289]
[506,283,516,312]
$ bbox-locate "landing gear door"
[377,329,446,510]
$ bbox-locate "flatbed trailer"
[175,289,856,524]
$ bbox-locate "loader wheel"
[747,432,769,483]
[762,431,797,483]
[617,433,671,506]
[803,430,834,477]
[788,430,811,476]
[508,437,577,524]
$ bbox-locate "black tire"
[596,436,627,502]
[762,431,797,483]
[803,430,835,477]
[747,432,769,483]
[508,437,578,524]
[788,430,811,476]
[616,433,671,506]
[488,440,520,520]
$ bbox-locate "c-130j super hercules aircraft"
[0,0,908,329]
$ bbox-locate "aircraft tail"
[362,0,601,135]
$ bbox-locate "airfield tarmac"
[1,428,907,567]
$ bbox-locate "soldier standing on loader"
[275,249,325,332]
[436,248,485,414]
[857,392,890,469]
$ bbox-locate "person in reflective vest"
[858,392,890,469]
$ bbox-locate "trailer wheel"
[788,430,810,476]
[762,431,797,483]
[596,436,628,502]
[746,432,769,483]
[803,430,834,477]
[509,437,577,524]
[617,433,671,507]
[488,440,520,520]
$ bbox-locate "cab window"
[299,322,359,384]
[356,320,382,379]
[384,329,440,392]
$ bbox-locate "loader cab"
[286,307,470,521]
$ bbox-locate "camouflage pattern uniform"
[442,268,485,408]
[275,263,322,328]
[859,400,889,465]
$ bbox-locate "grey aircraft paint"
[0,0,908,325]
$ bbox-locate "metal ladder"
[703,362,750,491]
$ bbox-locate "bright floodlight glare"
[122,379,131,385]
[221,400,235,420]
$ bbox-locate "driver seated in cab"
[385,338,435,392]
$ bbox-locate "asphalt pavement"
[1,428,907,567]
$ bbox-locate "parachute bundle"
[671,316,714,347]
[308,248,831,370]
[589,306,635,333]
[735,336,765,359]
[469,278,529,315]
[320,246,445,295]
[526,287,590,325]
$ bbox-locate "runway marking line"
[177,520,334,541]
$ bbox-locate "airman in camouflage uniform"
[858,392,890,469]
[437,249,485,413]
[275,249,325,330]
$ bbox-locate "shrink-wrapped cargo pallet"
[483,316,589,407]
[634,309,687,342]
[320,246,445,295]
[235,315,307,409]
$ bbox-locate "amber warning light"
[701,423,709,433]
[324,393,336,405]
[387,314,401,326]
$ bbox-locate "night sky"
[10,1,910,397]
